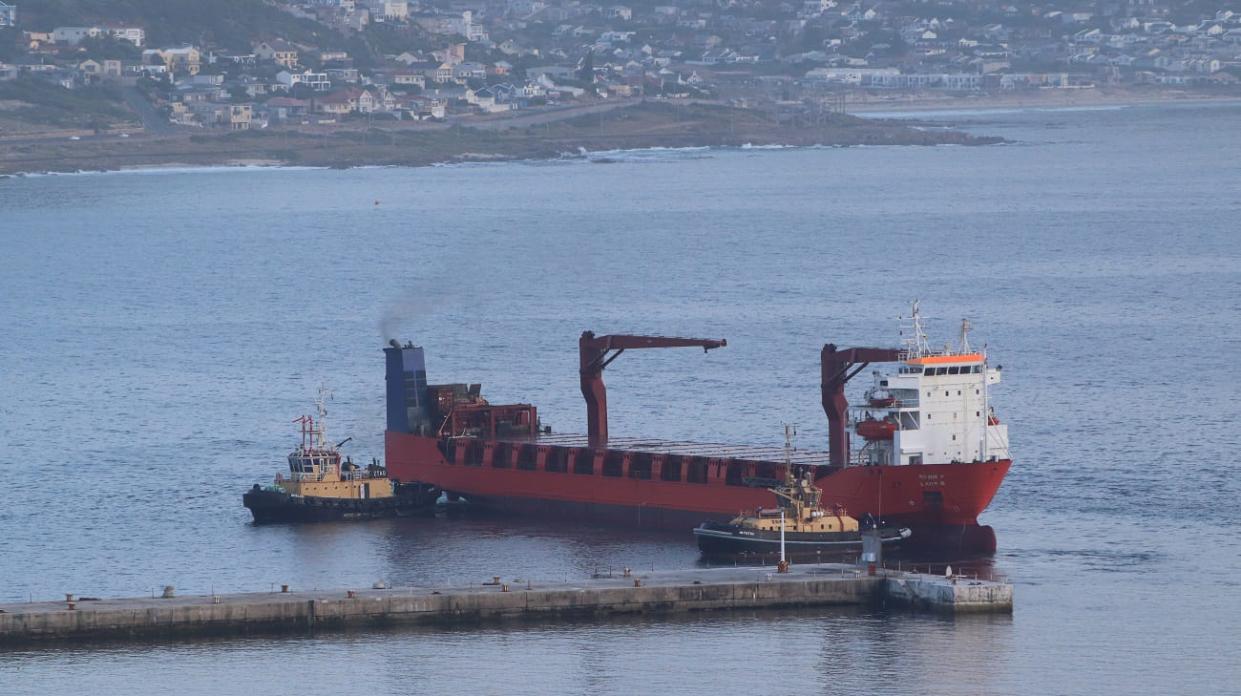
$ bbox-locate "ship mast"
[783,423,796,487]
[901,300,932,358]
[980,343,989,463]
[313,385,331,450]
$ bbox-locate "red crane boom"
[821,343,903,467]
[580,331,727,447]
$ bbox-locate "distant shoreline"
[0,101,1001,178]
[4,93,1239,179]
[844,86,1241,115]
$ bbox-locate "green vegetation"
[77,34,141,60]
[0,77,137,128]
[20,0,345,52]
[0,28,20,62]
[18,0,437,63]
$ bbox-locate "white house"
[277,69,331,91]
[366,0,408,22]
[53,25,145,47]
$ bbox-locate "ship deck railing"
[469,432,836,467]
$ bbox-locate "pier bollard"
[66,600,76,611]
[623,567,631,577]
[281,584,289,593]
[500,584,509,592]
[777,560,790,574]
[162,586,176,599]
[633,578,642,588]
[347,590,356,599]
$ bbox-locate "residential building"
[366,0,407,23]
[314,90,353,115]
[0,2,15,28]
[314,87,382,114]
[225,104,253,130]
[254,41,299,68]
[52,25,145,47]
[107,26,145,47]
[277,69,331,91]
[325,67,360,84]
[143,46,201,75]
[263,96,310,122]
[52,26,101,44]
[391,70,426,87]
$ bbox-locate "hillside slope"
[19,0,343,52]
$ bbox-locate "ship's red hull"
[385,431,1009,551]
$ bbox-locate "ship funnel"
[384,341,433,436]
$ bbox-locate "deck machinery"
[383,314,1011,552]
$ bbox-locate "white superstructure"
[851,304,1010,467]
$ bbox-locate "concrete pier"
[0,564,1011,646]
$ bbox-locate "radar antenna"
[312,385,333,449]
[899,300,932,357]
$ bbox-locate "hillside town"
[1,0,1239,130]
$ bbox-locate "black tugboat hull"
[694,522,911,559]
[243,484,440,524]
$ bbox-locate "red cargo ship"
[385,305,1011,552]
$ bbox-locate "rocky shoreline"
[0,101,1002,177]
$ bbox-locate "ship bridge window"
[572,450,593,475]
[948,366,960,375]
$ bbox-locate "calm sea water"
[2,101,1240,695]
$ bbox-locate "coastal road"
[462,99,643,131]
[122,87,176,136]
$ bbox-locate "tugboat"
[693,427,911,559]
[243,390,439,524]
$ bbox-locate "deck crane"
[579,331,727,448]
[821,344,903,467]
